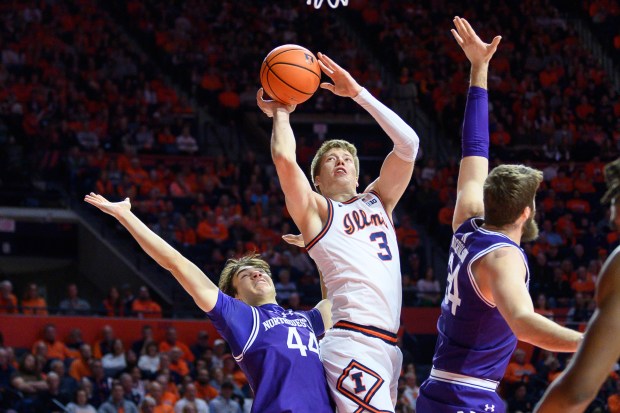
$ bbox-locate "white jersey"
[307,191,402,332]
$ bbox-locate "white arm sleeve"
[352,88,420,162]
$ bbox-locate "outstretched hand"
[84,193,131,218]
[318,52,363,98]
[256,88,296,118]
[282,233,305,248]
[451,16,501,65]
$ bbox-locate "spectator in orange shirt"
[174,215,197,247]
[20,282,48,315]
[69,343,93,382]
[194,368,219,401]
[167,347,190,381]
[218,84,241,110]
[608,379,620,413]
[566,191,591,215]
[504,348,537,385]
[437,199,455,245]
[571,266,596,295]
[100,286,124,317]
[584,155,605,183]
[490,122,512,146]
[154,373,179,406]
[0,280,18,314]
[126,158,149,186]
[159,327,195,364]
[132,286,162,319]
[196,211,229,246]
[32,324,73,362]
[550,169,574,194]
[573,171,596,194]
[145,382,174,413]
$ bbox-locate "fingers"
[320,82,335,92]
[257,88,273,103]
[282,234,305,247]
[318,59,334,77]
[450,28,464,46]
[460,17,477,39]
[318,52,340,70]
[453,16,468,40]
[490,35,502,52]
[84,194,100,207]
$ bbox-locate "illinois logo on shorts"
[336,360,390,413]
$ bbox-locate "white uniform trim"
[430,367,499,391]
[234,306,259,363]
[466,242,516,308]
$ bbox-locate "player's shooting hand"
[318,52,363,98]
[451,16,501,65]
[84,193,131,218]
[282,233,305,248]
[256,88,296,118]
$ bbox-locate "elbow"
[271,150,296,170]
[544,381,597,411]
[162,250,184,273]
[510,315,538,343]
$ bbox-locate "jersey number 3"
[287,327,319,357]
[369,231,392,260]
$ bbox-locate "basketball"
[260,44,321,105]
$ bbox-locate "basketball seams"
[269,62,322,80]
[264,71,287,103]
[267,69,313,97]
[260,44,320,104]
[264,46,309,65]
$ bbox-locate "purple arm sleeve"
[461,86,489,158]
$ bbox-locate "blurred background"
[0,0,619,412]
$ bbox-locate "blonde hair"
[218,254,271,297]
[310,139,359,191]
[483,164,543,227]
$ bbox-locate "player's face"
[315,148,358,192]
[233,267,276,305]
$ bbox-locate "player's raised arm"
[534,248,620,413]
[318,52,420,215]
[257,89,324,240]
[84,193,218,312]
[451,17,501,231]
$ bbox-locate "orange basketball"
[260,44,321,105]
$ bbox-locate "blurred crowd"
[0,324,256,412]
[1,0,620,412]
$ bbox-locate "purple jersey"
[207,291,332,413]
[433,217,530,382]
